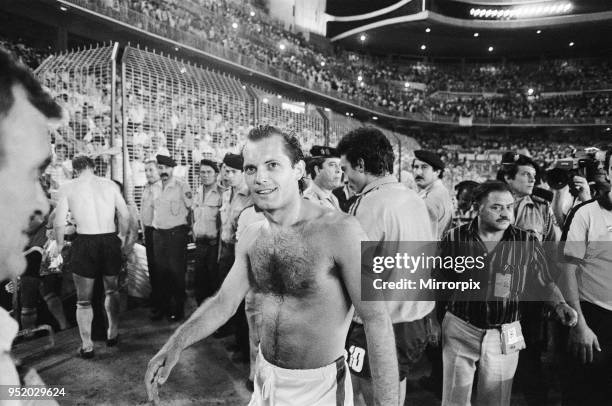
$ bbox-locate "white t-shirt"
[563,198,612,311]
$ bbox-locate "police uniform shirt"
[220,184,253,244]
[193,183,223,239]
[303,182,341,211]
[418,178,453,240]
[152,177,192,230]
[141,180,162,227]
[514,194,557,242]
[350,175,435,323]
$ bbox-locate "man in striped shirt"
[436,180,575,406]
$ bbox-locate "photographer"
[558,148,612,405]
[547,149,608,227]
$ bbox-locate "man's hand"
[572,176,592,202]
[145,341,182,405]
[568,318,601,364]
[553,303,578,327]
[4,281,15,294]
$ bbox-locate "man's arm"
[145,225,254,403]
[53,186,70,251]
[112,182,130,240]
[558,261,600,363]
[335,216,399,406]
[557,208,600,363]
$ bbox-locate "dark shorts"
[346,318,429,380]
[71,233,122,279]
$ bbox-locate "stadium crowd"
[3,38,612,405]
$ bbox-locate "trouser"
[144,226,162,312]
[217,241,235,287]
[217,241,236,333]
[220,241,249,358]
[559,301,612,406]
[153,225,188,315]
[442,312,520,406]
[514,302,548,406]
[193,237,219,305]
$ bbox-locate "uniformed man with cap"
[216,153,252,339]
[152,154,193,321]
[498,152,559,406]
[412,150,453,239]
[192,159,223,304]
[303,145,342,211]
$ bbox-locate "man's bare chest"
[247,228,334,298]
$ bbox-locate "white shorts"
[248,348,353,406]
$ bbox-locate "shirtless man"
[145,125,399,405]
[54,155,129,358]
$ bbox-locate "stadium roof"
[327,0,612,59]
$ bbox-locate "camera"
[546,152,600,194]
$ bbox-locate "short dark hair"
[244,125,304,166]
[500,155,539,181]
[0,48,63,165]
[305,156,325,179]
[473,180,512,205]
[455,180,479,197]
[72,155,95,173]
[244,125,306,191]
[336,127,394,176]
[605,147,612,171]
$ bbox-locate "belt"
[450,310,516,330]
[156,224,187,232]
[195,237,218,246]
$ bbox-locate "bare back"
[64,175,120,234]
[247,207,355,369]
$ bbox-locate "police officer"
[303,146,342,211]
[152,154,192,321]
[499,152,558,406]
[141,159,163,320]
[192,159,223,305]
[412,150,453,239]
[216,153,252,341]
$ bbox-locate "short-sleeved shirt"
[141,180,162,227]
[192,184,224,239]
[514,194,557,242]
[236,206,266,242]
[45,160,72,189]
[152,177,192,230]
[220,184,253,244]
[562,197,612,311]
[350,175,435,323]
[303,182,340,211]
[418,178,453,240]
[438,220,553,329]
